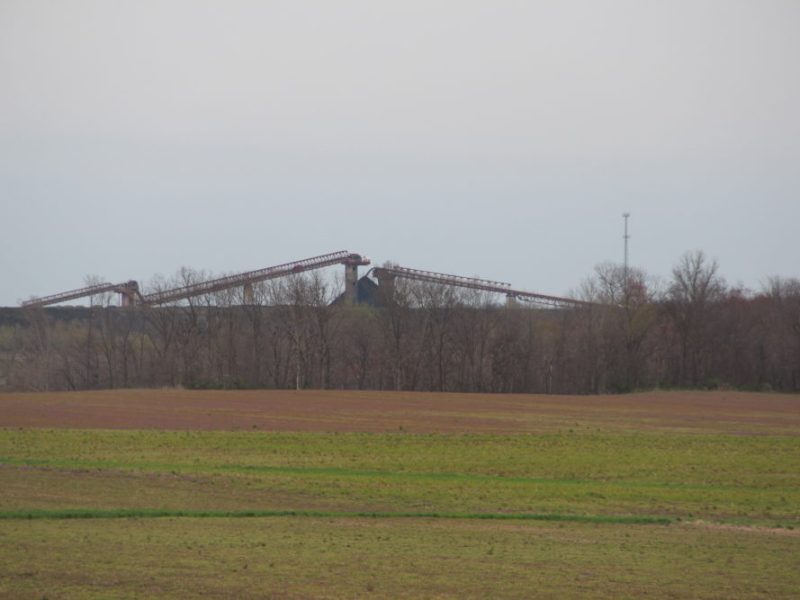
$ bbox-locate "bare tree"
[666,250,726,387]
[6,248,796,395]
[760,276,800,390]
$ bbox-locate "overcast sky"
[1,1,798,305]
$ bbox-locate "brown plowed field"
[1,389,798,434]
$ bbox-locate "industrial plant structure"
[20,250,590,309]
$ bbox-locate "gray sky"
[1,0,798,305]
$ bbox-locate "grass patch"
[2,517,798,598]
[2,428,798,525]
[0,507,671,525]
[3,454,795,491]
[1,409,798,598]
[3,428,798,487]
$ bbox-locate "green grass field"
[1,429,798,526]
[1,396,799,598]
[3,517,798,599]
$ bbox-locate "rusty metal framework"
[371,265,590,309]
[140,250,370,306]
[371,266,512,294]
[505,289,592,309]
[19,252,593,309]
[22,281,141,308]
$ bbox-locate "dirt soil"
[1,389,798,434]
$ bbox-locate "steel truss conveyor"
[20,253,590,309]
[21,251,369,308]
[370,265,591,309]
[22,281,141,308]
[140,250,369,305]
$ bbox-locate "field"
[1,390,798,598]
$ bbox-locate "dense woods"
[1,251,798,394]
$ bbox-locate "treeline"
[1,251,798,394]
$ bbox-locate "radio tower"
[622,212,631,283]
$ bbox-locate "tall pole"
[622,212,630,283]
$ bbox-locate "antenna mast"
[622,212,630,282]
